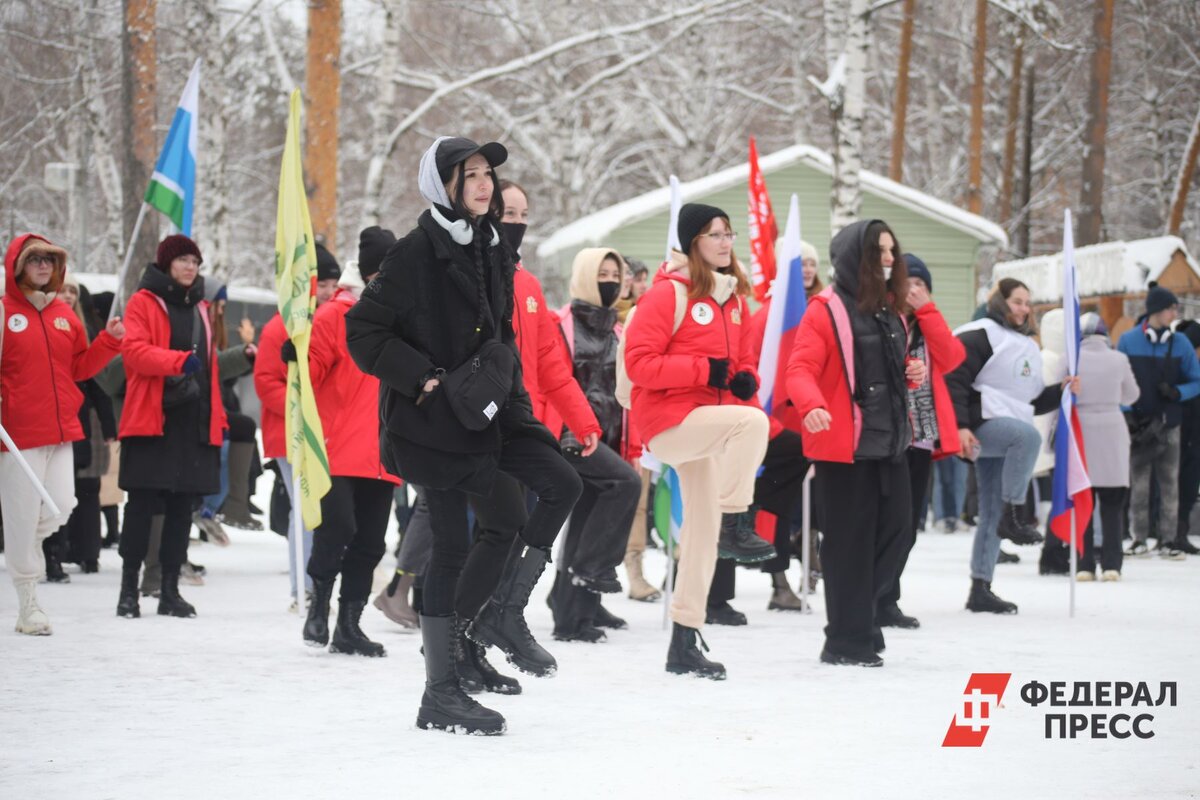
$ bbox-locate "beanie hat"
[1175,319,1200,350]
[1079,311,1107,337]
[904,253,932,292]
[204,281,227,304]
[799,240,819,264]
[1145,281,1179,316]
[677,203,727,254]
[155,234,203,272]
[357,226,396,280]
[315,243,341,282]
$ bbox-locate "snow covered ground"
[2,512,1198,800]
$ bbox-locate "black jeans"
[1080,486,1128,573]
[815,457,911,657]
[878,447,933,611]
[66,476,102,564]
[458,472,528,619]
[423,433,582,618]
[120,489,194,570]
[307,476,395,602]
[755,430,809,574]
[561,442,641,578]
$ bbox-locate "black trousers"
[423,433,582,619]
[878,447,933,611]
[815,457,911,657]
[1179,434,1200,540]
[562,442,641,577]
[307,476,394,602]
[66,476,102,564]
[1080,486,1128,573]
[120,489,194,570]
[457,472,528,619]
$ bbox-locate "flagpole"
[291,470,307,616]
[800,466,813,613]
[663,528,673,631]
[109,202,150,323]
[1069,508,1076,618]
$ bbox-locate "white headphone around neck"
[1143,322,1173,344]
[429,205,502,248]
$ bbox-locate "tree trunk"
[888,0,916,183]
[1078,0,1116,246]
[1167,105,1200,236]
[121,0,156,293]
[1018,63,1035,257]
[966,0,987,216]
[192,0,232,280]
[360,1,405,230]
[830,0,870,233]
[998,34,1023,225]
[305,0,341,249]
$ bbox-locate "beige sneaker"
[1100,570,1122,582]
[1075,570,1095,582]
[15,582,52,635]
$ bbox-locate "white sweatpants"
[1,443,77,585]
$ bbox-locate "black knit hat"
[677,203,727,254]
[904,253,932,292]
[315,243,340,282]
[1145,281,1179,316]
[357,226,396,280]
[1176,319,1200,350]
[155,234,203,272]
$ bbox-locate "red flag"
[747,137,778,303]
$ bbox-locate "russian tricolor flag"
[757,194,807,415]
[1049,209,1093,552]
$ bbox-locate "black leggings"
[423,433,582,618]
[307,476,395,602]
[120,489,194,570]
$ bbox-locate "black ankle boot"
[593,601,628,630]
[43,540,70,583]
[303,578,335,647]
[462,619,522,695]
[966,578,1019,614]
[157,568,197,618]
[117,566,141,618]
[717,509,776,563]
[329,599,386,657]
[877,603,920,629]
[997,503,1043,545]
[468,538,557,677]
[455,616,486,692]
[665,623,726,679]
[417,615,506,735]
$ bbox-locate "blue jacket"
[1117,326,1200,427]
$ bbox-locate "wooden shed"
[991,236,1200,339]
[534,144,1008,329]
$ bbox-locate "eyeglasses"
[26,255,55,267]
[701,232,737,243]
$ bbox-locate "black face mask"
[598,280,621,307]
[502,222,527,254]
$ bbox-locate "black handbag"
[441,338,514,431]
[162,308,203,410]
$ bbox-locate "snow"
[537,144,1009,261]
[3,493,1199,798]
[992,236,1200,304]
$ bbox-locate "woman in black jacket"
[346,137,581,736]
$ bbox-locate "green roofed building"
[535,144,1008,329]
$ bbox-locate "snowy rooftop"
[537,144,1009,259]
[72,272,278,306]
[991,236,1200,303]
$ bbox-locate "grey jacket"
[1063,335,1140,487]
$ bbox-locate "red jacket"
[511,267,600,442]
[1,234,121,451]
[118,287,226,446]
[786,290,964,463]
[309,289,399,484]
[624,266,762,445]
[254,313,288,459]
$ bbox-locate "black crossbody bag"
[162,307,203,410]
[441,325,514,431]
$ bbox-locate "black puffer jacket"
[828,220,911,461]
[567,300,623,451]
[346,208,554,494]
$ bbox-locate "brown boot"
[374,571,419,630]
[767,571,805,611]
[624,552,661,602]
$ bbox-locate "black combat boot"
[468,538,557,677]
[416,615,506,735]
[116,566,141,619]
[157,567,197,618]
[455,616,486,693]
[462,620,522,696]
[303,578,335,647]
[997,503,1043,545]
[665,623,726,680]
[329,599,386,657]
[717,510,776,563]
[877,602,920,629]
[966,578,1019,614]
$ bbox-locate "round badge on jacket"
[691,303,714,326]
[7,313,28,333]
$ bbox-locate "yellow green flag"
[274,88,331,530]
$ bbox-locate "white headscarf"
[416,136,499,247]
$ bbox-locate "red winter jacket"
[254,313,288,459]
[624,259,762,445]
[785,289,964,463]
[908,301,966,460]
[1,234,122,451]
[118,287,225,446]
[511,266,601,442]
[309,289,399,484]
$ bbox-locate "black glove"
[729,370,758,401]
[707,357,730,389]
[1158,382,1182,402]
[181,354,202,375]
[280,340,297,363]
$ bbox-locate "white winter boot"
[15,581,52,635]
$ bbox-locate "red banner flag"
[747,136,778,303]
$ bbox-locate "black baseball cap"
[435,137,508,183]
